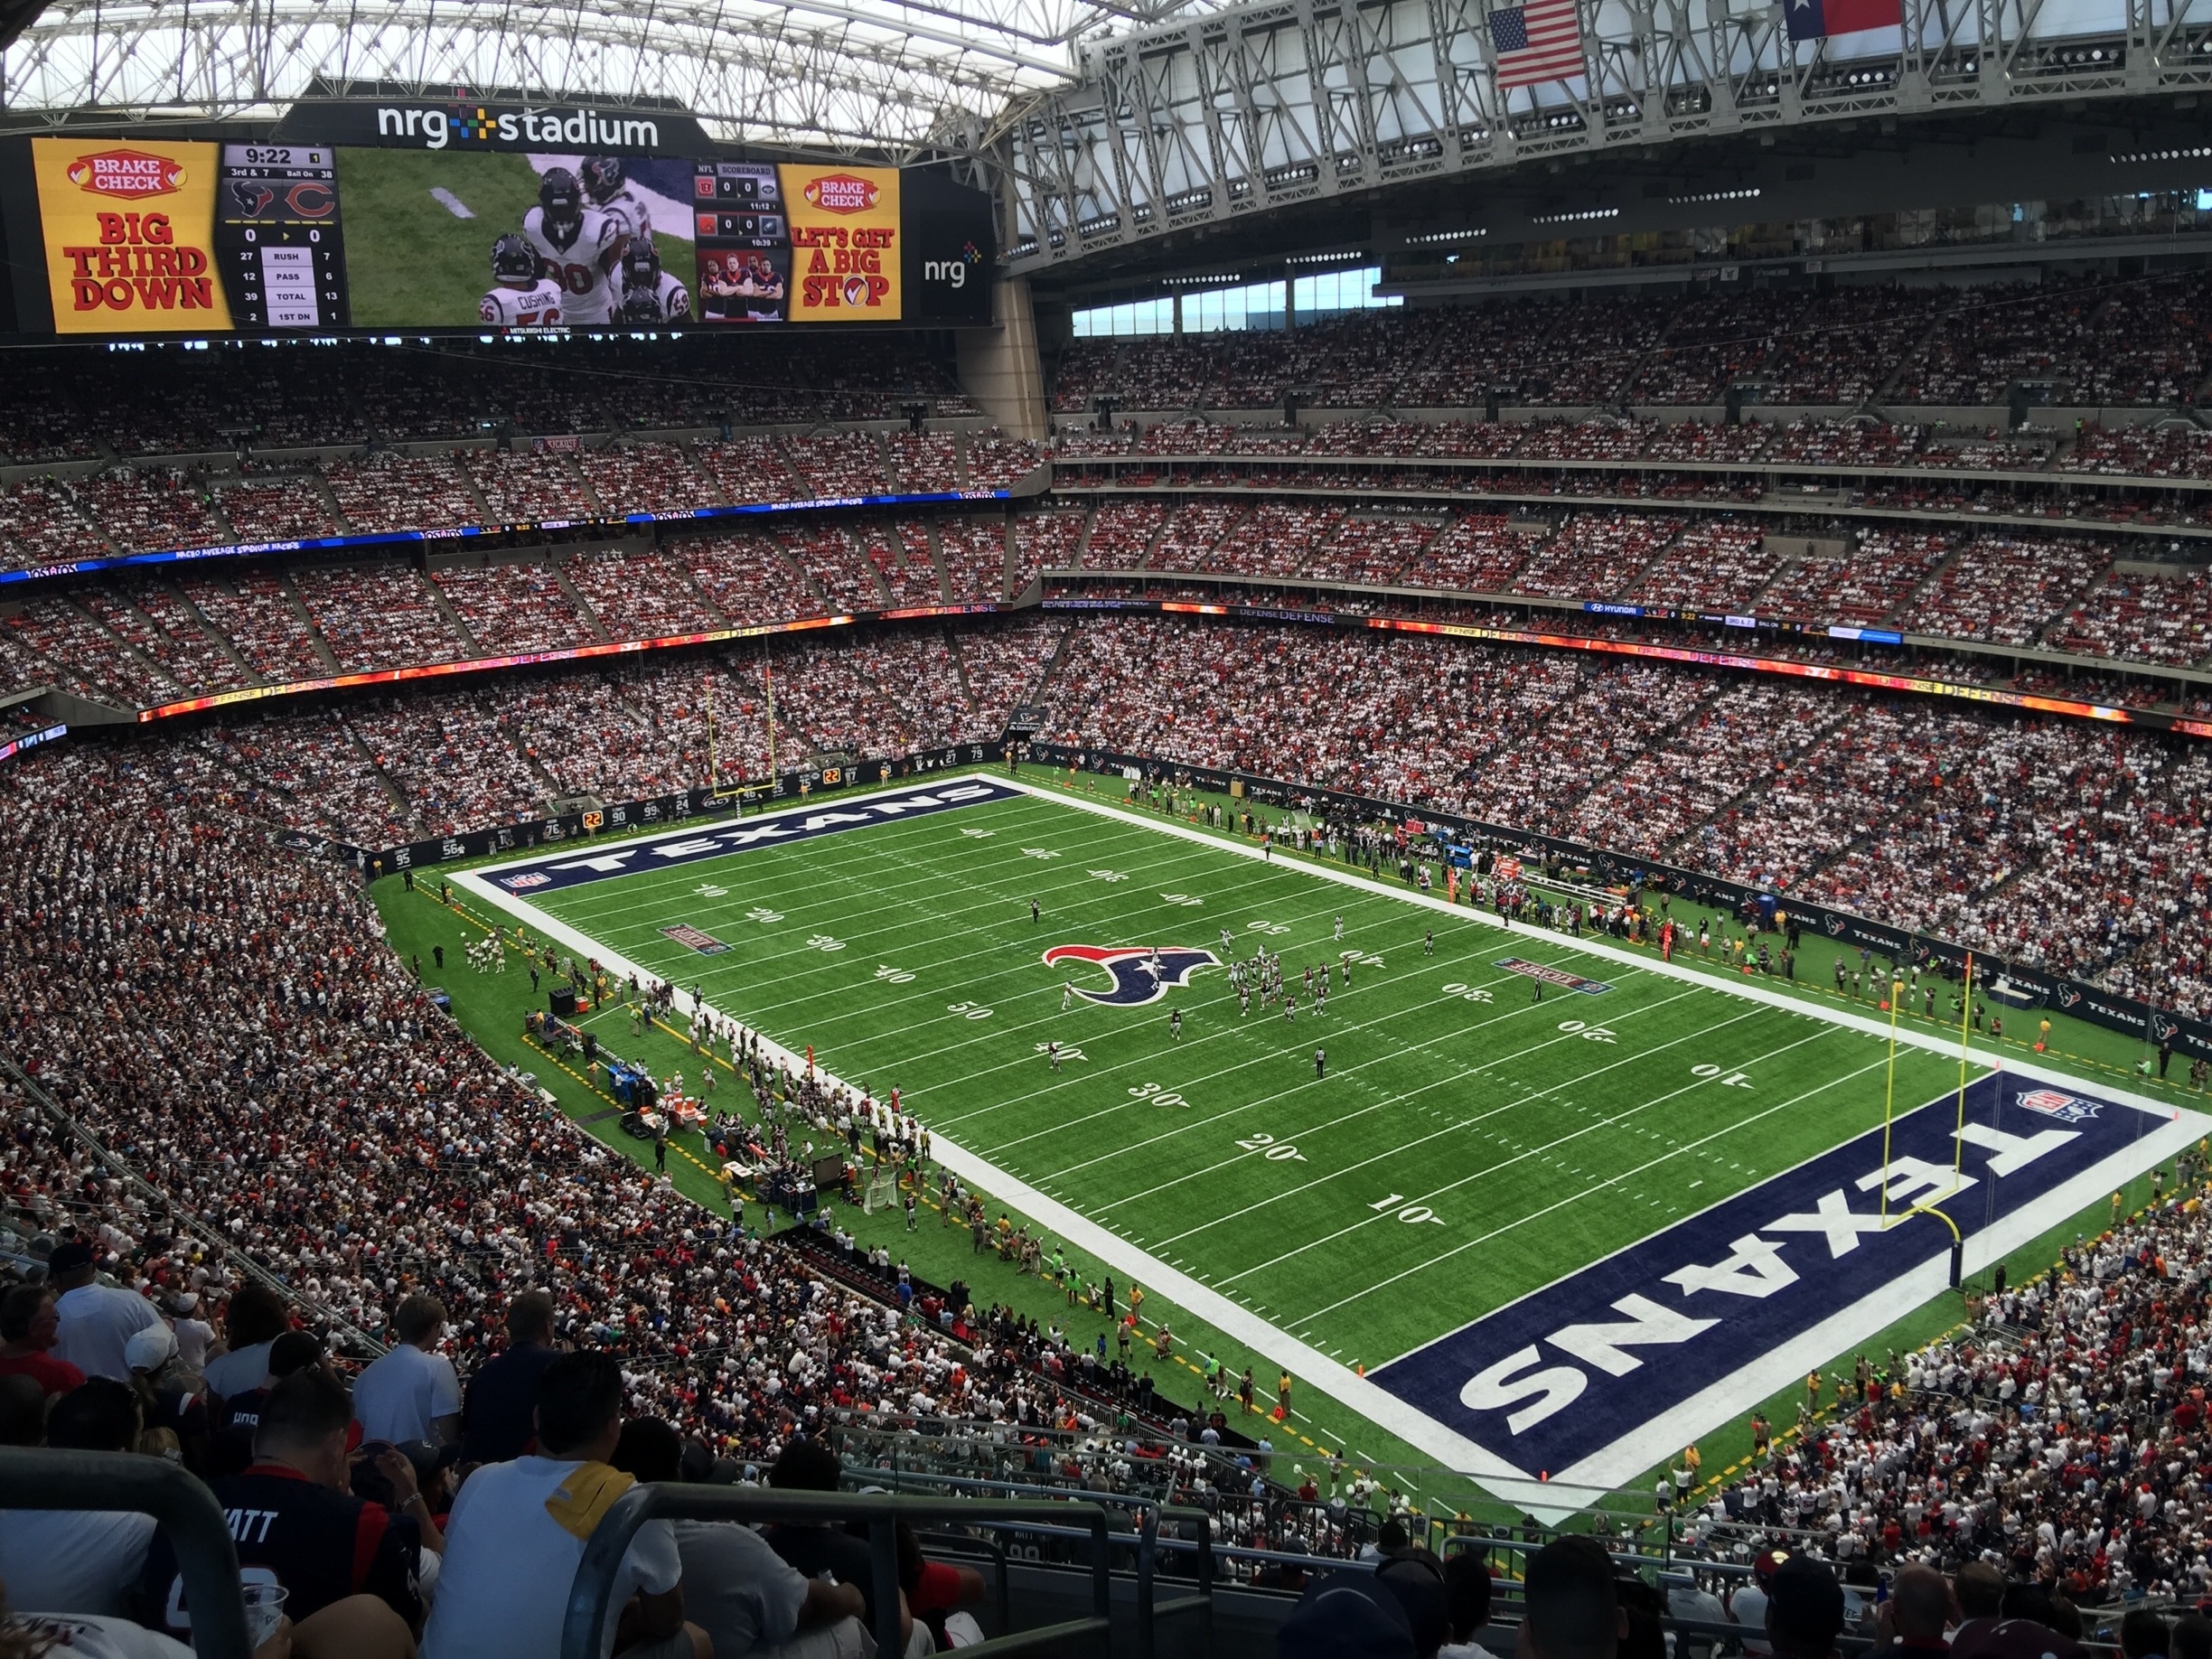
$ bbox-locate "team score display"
[1128,1081,1189,1109]
[1439,981,1494,1003]
[1692,1063,1754,1089]
[1233,1132,1306,1162]
[216,143,349,330]
[1559,1020,1617,1043]
[1370,1194,1448,1225]
[947,1000,992,1020]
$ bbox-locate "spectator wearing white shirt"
[198,1285,290,1407]
[164,1294,214,1374]
[423,1350,708,1659]
[0,1379,155,1617]
[610,1419,867,1659]
[47,1242,158,1384]
[353,1295,462,1448]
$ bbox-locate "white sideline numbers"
[947,1000,992,1019]
[1440,981,1493,1003]
[1692,1063,1754,1089]
[1370,1194,1447,1225]
[1234,1132,1307,1162]
[1128,1081,1187,1108]
[1558,1020,1617,1043]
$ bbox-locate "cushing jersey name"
[485,779,1017,895]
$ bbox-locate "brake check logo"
[803,173,878,214]
[68,151,185,198]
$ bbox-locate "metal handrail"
[0,1448,255,1659]
[561,1485,1118,1659]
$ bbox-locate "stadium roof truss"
[0,0,1208,156]
[1001,0,2212,270]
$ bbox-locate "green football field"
[464,776,1978,1389]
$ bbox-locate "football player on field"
[479,233,564,327]
[523,167,629,325]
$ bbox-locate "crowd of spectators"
[0,338,978,464]
[5,489,2208,736]
[148,625,1034,841]
[1034,614,2212,1015]
[1049,269,2212,415]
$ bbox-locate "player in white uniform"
[580,155,652,244]
[479,233,564,326]
[522,167,628,326]
[616,240,692,325]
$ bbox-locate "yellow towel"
[544,1462,636,1540]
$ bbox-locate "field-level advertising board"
[446,773,2207,1509]
[1,135,989,337]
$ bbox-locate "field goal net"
[861,1170,900,1214]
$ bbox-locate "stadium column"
[956,276,1048,440]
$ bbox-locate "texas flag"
[1786,0,1900,38]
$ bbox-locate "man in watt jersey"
[522,166,629,325]
[479,233,564,327]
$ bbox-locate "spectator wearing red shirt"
[0,1286,85,1397]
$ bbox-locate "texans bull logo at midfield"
[1044,944,1219,1007]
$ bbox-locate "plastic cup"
[239,1582,288,1651]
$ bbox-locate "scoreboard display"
[215,145,349,329]
[0,130,990,337]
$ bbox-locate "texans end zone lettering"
[1373,1070,2208,1490]
[483,778,1019,894]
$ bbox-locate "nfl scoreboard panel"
[0,125,989,338]
[216,145,349,329]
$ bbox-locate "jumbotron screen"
[0,128,992,336]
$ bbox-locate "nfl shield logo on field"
[2017,1088,2100,1124]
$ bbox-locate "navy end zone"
[479,778,1019,895]
[1373,1070,2210,1491]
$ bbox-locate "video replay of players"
[5,131,989,336]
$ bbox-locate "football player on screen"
[580,155,653,244]
[616,240,692,325]
[480,232,565,327]
[523,166,629,325]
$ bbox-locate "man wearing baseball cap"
[48,1240,160,1384]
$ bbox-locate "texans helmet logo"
[1044,944,1219,1007]
[229,180,276,216]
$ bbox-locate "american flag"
[1490,0,1587,87]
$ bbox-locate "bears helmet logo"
[1044,944,1219,1007]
